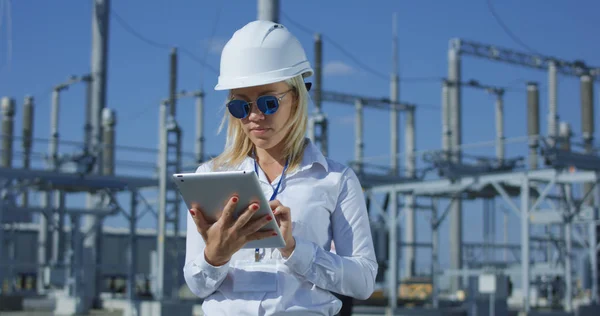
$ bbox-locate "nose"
[247,103,265,121]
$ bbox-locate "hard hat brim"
[214,68,314,91]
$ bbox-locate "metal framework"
[0,165,163,312]
[367,166,600,312]
[3,1,600,314]
[454,39,600,78]
[305,27,600,314]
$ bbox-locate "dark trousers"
[334,294,354,316]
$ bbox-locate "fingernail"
[252,204,259,210]
[232,197,238,203]
[189,209,195,216]
[266,215,272,221]
[272,232,277,236]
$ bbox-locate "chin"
[248,133,286,151]
[251,137,277,149]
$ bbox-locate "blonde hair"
[211,75,309,172]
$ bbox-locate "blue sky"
[1,0,599,274]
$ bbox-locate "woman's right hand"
[189,195,276,266]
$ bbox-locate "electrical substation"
[1,1,600,315]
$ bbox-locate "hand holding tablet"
[188,195,279,266]
[173,170,287,263]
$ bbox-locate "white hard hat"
[214,20,313,91]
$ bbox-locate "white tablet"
[172,170,286,249]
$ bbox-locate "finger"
[273,205,290,220]
[272,206,283,226]
[232,202,259,230]
[246,229,277,242]
[219,195,239,225]
[268,199,281,210]
[274,206,292,231]
[189,208,210,240]
[241,213,273,236]
[275,216,281,227]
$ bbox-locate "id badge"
[232,259,279,293]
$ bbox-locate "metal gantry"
[3,1,600,314]
[308,33,600,314]
[0,90,205,316]
[368,166,600,312]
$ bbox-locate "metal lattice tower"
[156,99,183,301]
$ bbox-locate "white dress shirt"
[183,139,378,315]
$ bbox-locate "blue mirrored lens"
[227,100,249,118]
[257,96,279,115]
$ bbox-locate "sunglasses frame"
[227,89,293,119]
[226,82,312,119]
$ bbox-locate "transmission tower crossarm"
[454,38,600,78]
[321,90,415,111]
[457,79,505,96]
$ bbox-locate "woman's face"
[230,81,295,151]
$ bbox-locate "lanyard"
[254,159,289,202]
[253,155,289,262]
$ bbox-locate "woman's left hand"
[269,200,295,257]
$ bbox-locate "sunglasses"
[227,82,312,119]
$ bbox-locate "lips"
[250,127,270,131]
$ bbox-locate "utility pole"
[169,48,178,116]
[493,89,505,164]
[310,33,329,156]
[195,91,205,164]
[390,13,400,175]
[83,75,93,153]
[580,73,594,206]
[257,0,279,22]
[0,97,15,293]
[22,95,34,207]
[548,60,559,147]
[355,99,364,174]
[441,79,451,161]
[388,12,400,315]
[102,108,116,175]
[448,39,463,292]
[156,48,183,302]
[84,0,110,311]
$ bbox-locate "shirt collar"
[237,138,329,174]
[296,138,329,173]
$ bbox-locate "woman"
[183,20,378,316]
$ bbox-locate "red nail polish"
[252,204,259,210]
[189,210,195,216]
[272,232,277,236]
[266,216,272,221]
[232,197,238,203]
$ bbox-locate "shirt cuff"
[281,237,316,275]
[193,251,230,282]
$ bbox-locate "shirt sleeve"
[182,162,229,298]
[281,167,378,300]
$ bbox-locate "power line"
[111,10,170,50]
[122,99,160,123]
[110,9,219,74]
[281,11,388,80]
[281,11,441,84]
[487,0,540,55]
[110,9,220,123]
[199,1,223,88]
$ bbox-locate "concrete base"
[517,311,574,316]
[0,295,24,311]
[53,296,88,316]
[577,304,600,316]
[121,300,194,316]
